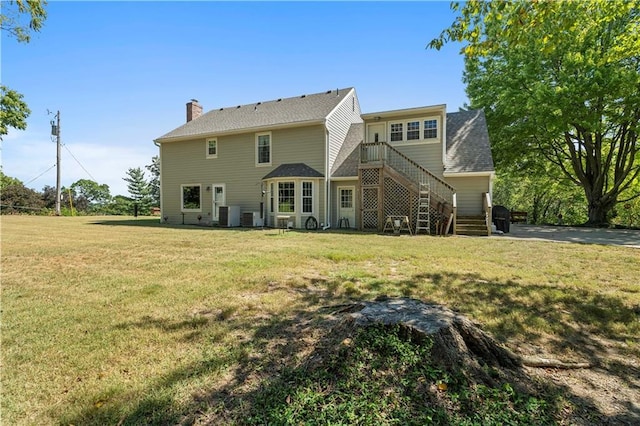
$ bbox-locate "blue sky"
[2,1,467,197]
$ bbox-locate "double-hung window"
[424,119,438,139]
[256,132,271,166]
[206,138,217,158]
[278,182,295,213]
[407,121,420,141]
[302,181,313,214]
[390,123,403,142]
[388,118,439,143]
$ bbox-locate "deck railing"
[360,141,456,207]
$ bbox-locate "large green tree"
[145,155,160,207]
[0,0,47,139]
[430,0,639,225]
[123,167,151,214]
[0,171,45,214]
[69,179,111,213]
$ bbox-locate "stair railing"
[360,141,455,207]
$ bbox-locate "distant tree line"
[1,156,160,216]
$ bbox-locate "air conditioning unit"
[219,206,241,227]
[242,211,263,227]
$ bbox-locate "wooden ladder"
[415,183,431,234]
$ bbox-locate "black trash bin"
[492,205,510,233]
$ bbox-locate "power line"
[63,144,97,182]
[25,164,57,185]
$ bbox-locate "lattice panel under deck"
[383,177,412,220]
[361,187,379,230]
[362,211,379,230]
[362,187,378,211]
[360,168,381,186]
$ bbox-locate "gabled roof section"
[331,123,364,177]
[156,88,354,142]
[262,163,324,180]
[445,109,494,174]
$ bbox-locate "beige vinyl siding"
[326,89,363,175]
[160,124,326,225]
[392,144,444,178]
[363,109,446,178]
[330,179,359,228]
[444,176,491,216]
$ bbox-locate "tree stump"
[340,297,523,386]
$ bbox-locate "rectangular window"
[407,121,420,140]
[278,182,295,213]
[270,183,274,213]
[424,119,438,139]
[206,139,217,158]
[181,184,201,211]
[302,181,313,214]
[256,132,271,165]
[388,118,439,143]
[390,123,403,142]
[341,189,353,209]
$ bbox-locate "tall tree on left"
[0,0,48,139]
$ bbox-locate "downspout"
[324,125,331,229]
[153,140,163,222]
[442,109,447,172]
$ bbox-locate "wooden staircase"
[456,215,489,236]
[359,142,456,233]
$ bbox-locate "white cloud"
[2,128,157,196]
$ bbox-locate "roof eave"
[361,104,447,121]
[154,118,326,144]
[443,170,495,178]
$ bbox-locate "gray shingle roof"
[262,163,324,180]
[331,123,364,177]
[445,109,494,173]
[156,88,354,142]
[329,110,494,178]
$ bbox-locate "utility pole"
[50,111,61,216]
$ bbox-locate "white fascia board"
[443,171,496,178]
[361,104,446,121]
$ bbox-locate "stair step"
[455,214,488,236]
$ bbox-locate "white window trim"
[301,180,314,215]
[181,184,202,212]
[388,117,440,146]
[206,138,218,159]
[255,131,272,167]
[277,180,295,214]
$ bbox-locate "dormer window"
[424,119,438,139]
[388,117,439,143]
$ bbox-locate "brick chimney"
[186,99,203,122]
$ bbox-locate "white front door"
[212,184,225,222]
[337,186,355,228]
[367,123,386,143]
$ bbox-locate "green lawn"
[2,216,638,424]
